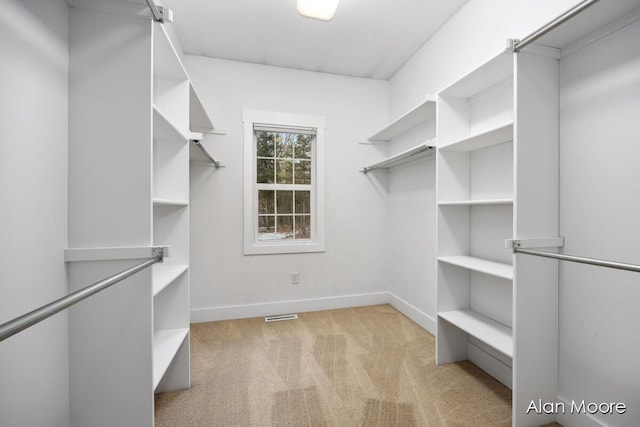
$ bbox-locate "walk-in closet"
[1,0,639,426]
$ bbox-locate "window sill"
[244,241,325,255]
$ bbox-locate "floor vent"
[264,314,298,322]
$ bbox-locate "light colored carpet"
[155,304,512,426]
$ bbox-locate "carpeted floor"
[155,304,513,426]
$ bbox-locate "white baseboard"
[387,292,436,335]
[190,292,390,323]
[555,396,607,427]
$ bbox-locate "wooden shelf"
[439,122,513,152]
[152,264,188,296]
[154,105,189,142]
[438,255,513,280]
[153,328,189,389]
[368,97,436,142]
[362,142,434,173]
[438,198,513,206]
[439,309,513,358]
[153,198,189,207]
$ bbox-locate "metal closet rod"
[515,247,640,274]
[0,248,164,343]
[192,140,222,168]
[513,0,601,52]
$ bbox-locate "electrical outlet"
[291,272,299,285]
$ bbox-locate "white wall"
[185,56,390,321]
[0,1,70,426]
[557,18,640,427]
[389,0,578,117]
[386,120,438,334]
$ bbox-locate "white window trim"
[243,109,326,255]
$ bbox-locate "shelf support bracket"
[506,237,565,252]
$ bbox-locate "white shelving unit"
[67,7,216,426]
[367,96,436,142]
[436,49,515,386]
[151,22,191,397]
[436,46,561,426]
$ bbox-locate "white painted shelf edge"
[154,105,189,142]
[152,264,188,296]
[152,328,189,390]
[362,142,435,173]
[438,198,513,206]
[368,95,436,142]
[153,198,189,207]
[438,309,513,358]
[438,255,513,280]
[439,122,513,152]
[65,246,160,262]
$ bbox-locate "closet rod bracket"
[506,237,564,252]
[153,245,171,262]
[145,0,173,23]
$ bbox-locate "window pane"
[257,216,275,241]
[294,134,312,159]
[257,132,275,157]
[258,190,274,214]
[276,160,293,184]
[276,216,294,240]
[295,215,311,239]
[276,190,293,214]
[295,191,310,214]
[276,133,294,158]
[257,159,274,183]
[294,160,311,184]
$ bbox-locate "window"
[243,109,325,254]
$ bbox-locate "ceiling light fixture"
[297,0,340,21]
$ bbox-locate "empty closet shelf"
[439,122,513,152]
[153,198,189,207]
[438,255,513,280]
[152,264,188,296]
[153,328,189,389]
[438,309,513,358]
[154,105,189,142]
[438,198,513,206]
[367,97,436,142]
[361,143,435,173]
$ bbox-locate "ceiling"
[161,0,469,80]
